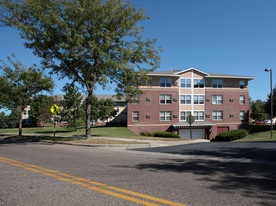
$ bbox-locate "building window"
[194,111,205,121]
[133,94,139,104]
[240,111,245,120]
[212,95,223,104]
[194,79,205,88]
[194,95,205,104]
[160,78,172,87]
[240,95,245,105]
[180,95,191,104]
[160,94,172,104]
[180,111,191,121]
[212,79,223,88]
[212,111,223,120]
[132,111,139,121]
[180,79,191,88]
[240,80,245,89]
[160,111,172,121]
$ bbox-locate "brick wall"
[127,88,179,133]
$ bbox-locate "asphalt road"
[0,140,276,206]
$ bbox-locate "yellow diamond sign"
[50,104,60,115]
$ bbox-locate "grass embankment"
[237,130,276,141]
[0,125,181,143]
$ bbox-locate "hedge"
[215,129,247,142]
[140,131,180,138]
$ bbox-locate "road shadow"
[126,142,276,205]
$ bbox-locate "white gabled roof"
[175,68,209,76]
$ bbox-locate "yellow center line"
[0,156,188,206]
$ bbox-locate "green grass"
[0,126,181,141]
[236,130,276,141]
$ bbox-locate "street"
[0,140,276,206]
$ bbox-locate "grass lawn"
[237,130,276,141]
[0,126,181,141]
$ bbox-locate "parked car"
[255,120,264,125]
[263,119,276,125]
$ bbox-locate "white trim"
[175,67,209,76]
[148,73,181,77]
[206,75,255,80]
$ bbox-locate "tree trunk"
[19,111,23,136]
[85,89,92,139]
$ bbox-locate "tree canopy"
[0,55,54,135]
[0,0,161,138]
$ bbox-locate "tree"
[7,109,20,128]
[265,84,276,117]
[60,83,85,131]
[29,95,54,127]
[0,112,8,128]
[0,0,161,139]
[250,99,268,121]
[98,98,117,122]
[0,55,54,135]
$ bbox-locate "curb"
[40,140,151,148]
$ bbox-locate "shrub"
[215,129,247,142]
[152,131,180,138]
[140,131,152,136]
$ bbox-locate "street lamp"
[265,68,273,139]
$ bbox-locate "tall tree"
[60,83,85,131]
[250,99,268,121]
[0,55,54,135]
[29,95,54,127]
[0,0,161,139]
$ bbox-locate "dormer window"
[160,78,172,87]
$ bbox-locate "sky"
[0,0,275,101]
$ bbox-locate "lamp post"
[265,68,273,139]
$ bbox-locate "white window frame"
[194,79,205,88]
[160,94,172,104]
[160,111,172,121]
[212,111,223,120]
[212,79,223,88]
[180,111,191,121]
[180,79,192,88]
[212,95,223,104]
[240,95,245,105]
[194,111,205,121]
[160,78,172,87]
[180,95,192,104]
[194,95,205,104]
[240,111,245,120]
[132,111,139,122]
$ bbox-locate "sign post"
[50,104,60,138]
[186,114,194,140]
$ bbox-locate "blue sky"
[0,0,275,101]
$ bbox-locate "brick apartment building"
[127,68,255,140]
